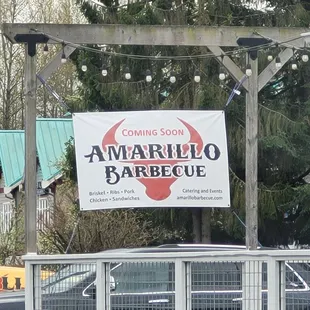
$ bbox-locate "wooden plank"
[1,23,308,47]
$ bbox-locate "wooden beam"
[258,48,293,92]
[207,45,248,91]
[1,23,308,47]
[245,56,258,250]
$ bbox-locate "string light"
[145,70,152,82]
[101,64,108,76]
[81,61,87,72]
[302,43,309,62]
[245,64,252,77]
[289,48,297,70]
[61,43,67,64]
[219,69,226,81]
[124,67,131,80]
[43,44,48,55]
[302,53,309,62]
[275,56,282,69]
[194,70,201,83]
[170,71,176,83]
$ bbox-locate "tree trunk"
[192,208,202,243]
[201,209,211,243]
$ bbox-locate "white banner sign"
[73,111,230,210]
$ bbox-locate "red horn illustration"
[102,119,125,152]
[178,118,203,155]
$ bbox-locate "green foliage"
[0,200,25,265]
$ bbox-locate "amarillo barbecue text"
[84,143,221,185]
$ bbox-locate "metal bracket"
[14,34,49,57]
[237,37,272,60]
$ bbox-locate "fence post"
[96,261,106,310]
[242,260,262,310]
[34,264,42,310]
[267,258,282,310]
[175,259,186,310]
[25,260,34,310]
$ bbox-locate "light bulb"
[124,67,131,80]
[219,72,226,81]
[302,54,309,62]
[291,63,298,70]
[275,56,282,69]
[43,44,48,55]
[145,70,152,83]
[81,64,87,72]
[170,75,176,83]
[101,64,107,76]
[245,64,252,77]
[267,55,273,61]
[194,70,200,83]
[194,75,201,83]
[61,52,67,64]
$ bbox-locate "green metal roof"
[0,131,25,187]
[0,118,73,190]
[36,118,74,183]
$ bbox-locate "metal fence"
[0,197,52,233]
[0,201,14,233]
[23,248,310,310]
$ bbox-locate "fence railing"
[23,249,310,310]
[0,197,52,233]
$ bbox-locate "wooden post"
[245,55,258,250]
[24,44,37,254]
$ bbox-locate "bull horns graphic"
[101,118,204,201]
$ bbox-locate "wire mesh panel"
[191,261,243,310]
[110,261,175,310]
[284,260,310,310]
[37,263,96,310]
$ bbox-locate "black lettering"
[105,166,120,185]
[149,165,161,177]
[184,165,195,177]
[166,144,174,158]
[161,165,172,177]
[196,165,207,177]
[172,165,183,177]
[175,144,189,159]
[108,145,127,160]
[121,166,134,178]
[190,144,202,159]
[204,143,221,160]
[131,145,147,159]
[149,144,165,159]
[84,145,105,163]
[134,165,148,177]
